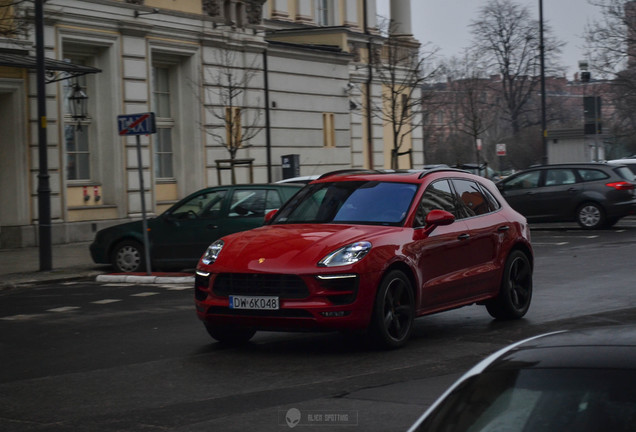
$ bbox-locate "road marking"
[1,314,44,321]
[47,306,81,313]
[131,292,159,297]
[92,299,122,305]
[162,285,192,291]
[533,242,569,246]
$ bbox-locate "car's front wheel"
[486,250,532,320]
[576,202,605,229]
[369,270,415,349]
[111,240,145,273]
[205,324,256,345]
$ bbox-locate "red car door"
[409,179,476,311]
[452,178,509,299]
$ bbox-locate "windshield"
[272,181,418,226]
[414,368,636,432]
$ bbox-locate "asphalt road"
[1,219,636,432]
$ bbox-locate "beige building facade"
[0,0,422,248]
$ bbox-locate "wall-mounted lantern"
[68,82,88,129]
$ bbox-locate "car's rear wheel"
[205,324,256,345]
[576,202,605,229]
[111,240,144,273]
[486,250,532,320]
[369,270,415,349]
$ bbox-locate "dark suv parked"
[496,163,636,229]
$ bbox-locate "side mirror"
[425,209,455,227]
[264,209,278,224]
[417,209,455,238]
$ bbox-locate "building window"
[65,125,90,180]
[155,128,174,178]
[63,59,91,181]
[315,0,333,26]
[323,112,335,147]
[152,65,174,179]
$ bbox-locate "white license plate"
[229,295,279,310]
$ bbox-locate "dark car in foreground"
[407,325,636,432]
[496,162,636,229]
[195,168,533,348]
[90,183,302,272]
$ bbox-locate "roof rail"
[417,167,468,179]
[317,169,381,179]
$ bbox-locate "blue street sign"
[117,112,156,136]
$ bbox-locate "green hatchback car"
[90,183,303,272]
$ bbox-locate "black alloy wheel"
[486,250,532,320]
[370,270,415,349]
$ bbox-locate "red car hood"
[209,224,401,273]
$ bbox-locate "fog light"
[321,311,349,318]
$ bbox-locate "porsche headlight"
[318,241,372,267]
[201,240,224,265]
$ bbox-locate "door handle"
[498,225,510,232]
[457,233,470,240]
[207,224,218,229]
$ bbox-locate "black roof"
[487,326,636,371]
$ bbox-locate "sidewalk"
[0,242,193,289]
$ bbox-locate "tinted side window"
[503,171,541,190]
[414,180,457,227]
[452,179,491,218]
[265,190,282,213]
[544,169,576,186]
[614,166,636,181]
[479,183,501,211]
[229,189,268,217]
[170,190,226,219]
[577,169,609,182]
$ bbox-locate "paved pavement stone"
[0,241,193,289]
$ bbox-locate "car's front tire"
[486,250,532,320]
[576,202,605,230]
[369,270,415,349]
[111,240,145,273]
[205,324,256,345]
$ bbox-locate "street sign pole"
[118,113,156,275]
[135,134,152,275]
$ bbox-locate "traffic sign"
[117,112,156,136]
[496,143,506,156]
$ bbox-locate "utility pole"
[539,0,548,165]
[35,0,52,270]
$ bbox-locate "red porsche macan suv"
[195,169,533,348]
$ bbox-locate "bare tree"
[585,0,636,155]
[585,0,636,77]
[204,47,263,184]
[371,21,440,169]
[470,0,563,135]
[442,54,500,167]
[0,0,30,38]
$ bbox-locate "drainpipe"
[363,0,374,169]
[35,0,52,270]
[263,48,272,182]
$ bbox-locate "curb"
[96,274,194,284]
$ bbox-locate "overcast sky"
[376,0,602,79]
